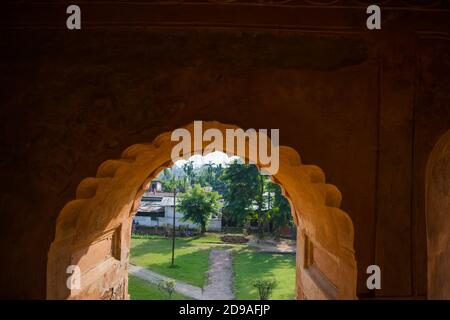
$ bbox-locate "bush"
[132,224,200,238]
[253,279,277,300]
[157,279,176,299]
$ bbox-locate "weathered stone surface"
[427,131,450,299]
[45,122,356,299]
[0,3,449,300]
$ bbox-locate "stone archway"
[426,130,450,300]
[47,121,357,300]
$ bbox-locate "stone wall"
[426,131,450,299]
[0,2,449,299]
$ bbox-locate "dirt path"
[129,249,235,300]
[202,249,235,300]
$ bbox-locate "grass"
[130,233,297,299]
[233,249,296,300]
[128,275,192,300]
[130,233,237,287]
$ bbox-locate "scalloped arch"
[47,121,357,300]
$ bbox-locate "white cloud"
[174,151,240,168]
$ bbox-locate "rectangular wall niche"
[71,226,122,275]
[303,234,339,299]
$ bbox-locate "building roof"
[160,196,182,206]
[138,192,179,213]
[142,191,175,198]
[137,202,164,213]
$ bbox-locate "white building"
[133,191,222,231]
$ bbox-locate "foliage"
[159,168,185,192]
[252,279,277,300]
[206,163,227,194]
[221,162,260,225]
[130,236,295,300]
[267,183,293,239]
[157,279,176,299]
[128,275,191,300]
[178,184,221,233]
[182,161,195,188]
[156,156,292,239]
[221,162,273,238]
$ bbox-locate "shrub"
[157,279,176,299]
[253,279,277,300]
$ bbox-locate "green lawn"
[130,233,229,287]
[233,249,296,300]
[130,233,296,299]
[128,275,192,300]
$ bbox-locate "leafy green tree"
[267,183,293,239]
[204,162,214,185]
[222,162,291,238]
[209,163,227,195]
[158,157,292,239]
[178,184,221,233]
[159,168,175,192]
[195,171,209,188]
[182,161,195,188]
[159,168,185,192]
[255,174,272,238]
[222,162,260,226]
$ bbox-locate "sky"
[174,151,241,168]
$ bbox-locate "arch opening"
[130,152,298,300]
[47,121,357,300]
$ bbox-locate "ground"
[128,233,296,300]
[130,234,224,287]
[128,275,192,300]
[233,249,296,300]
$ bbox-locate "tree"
[221,162,260,227]
[254,174,271,238]
[158,158,292,239]
[178,184,221,233]
[267,183,292,240]
[160,168,175,192]
[182,161,195,189]
[222,162,291,239]
[209,163,227,195]
[159,168,186,192]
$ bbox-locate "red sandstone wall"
[0,5,449,299]
[427,131,450,299]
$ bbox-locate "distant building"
[150,180,162,193]
[133,190,222,231]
